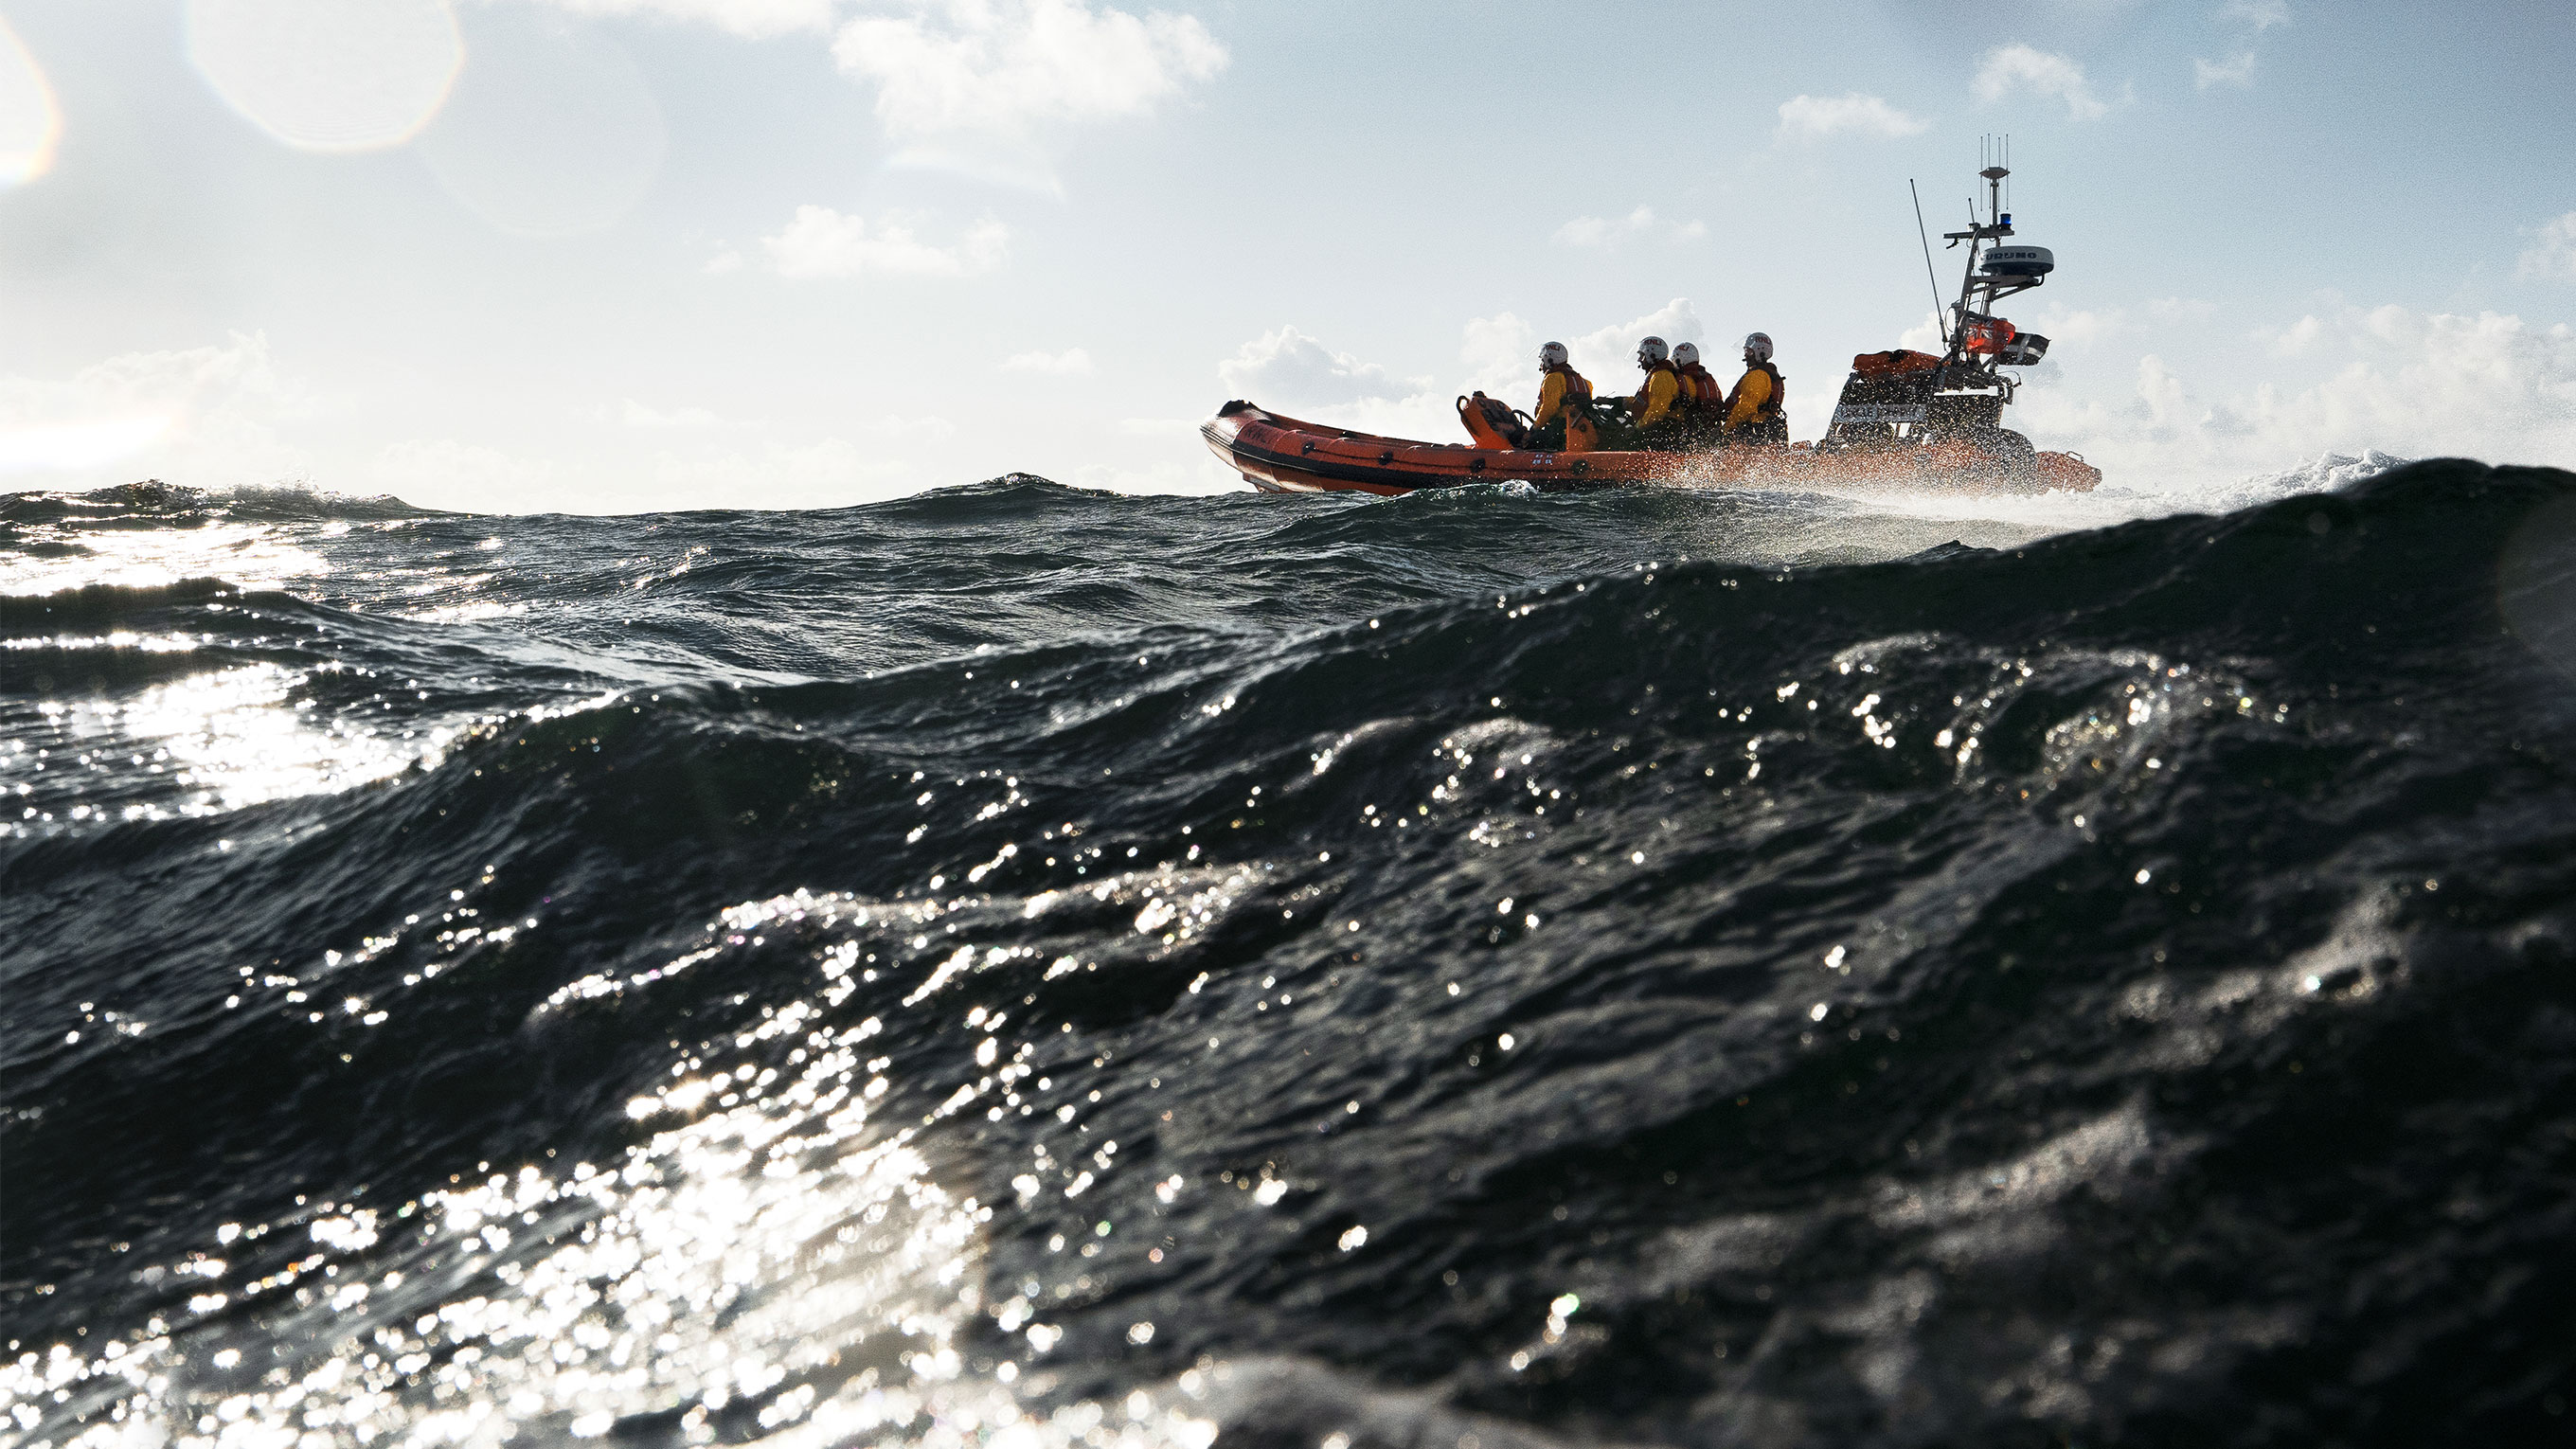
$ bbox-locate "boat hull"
[1200,402,2098,496]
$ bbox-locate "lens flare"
[185,0,464,154]
[415,9,665,239]
[0,18,62,187]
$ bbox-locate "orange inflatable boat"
[1203,160,2101,498]
[1200,396,2099,497]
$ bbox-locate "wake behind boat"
[1206,156,2102,496]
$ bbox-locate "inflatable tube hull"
[1200,403,2099,496]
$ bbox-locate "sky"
[0,0,2571,513]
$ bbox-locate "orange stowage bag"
[1850,349,1943,377]
[1563,407,1600,455]
[1961,319,2017,355]
[1457,393,1526,450]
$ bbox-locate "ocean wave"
[4,458,2575,1447]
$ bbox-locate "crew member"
[1673,341,1723,438]
[1630,335,1685,440]
[1723,332,1788,444]
[1528,341,1593,450]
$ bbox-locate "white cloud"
[505,2,1227,191]
[704,247,743,275]
[1003,348,1094,376]
[2518,212,2576,282]
[1073,457,1236,494]
[1974,45,2109,121]
[2220,0,2291,30]
[1569,299,1705,385]
[505,0,846,40]
[2025,303,2129,353]
[760,206,1008,279]
[647,435,921,509]
[2193,51,2257,89]
[1220,300,1715,444]
[1777,92,1931,141]
[614,399,724,428]
[0,333,314,488]
[2267,313,2323,355]
[2015,304,2576,481]
[1551,206,1706,247]
[831,0,1226,147]
[374,437,555,508]
[1216,327,1422,409]
[847,414,956,438]
[1118,418,1201,436]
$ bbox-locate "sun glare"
[185,0,465,154]
[0,18,63,187]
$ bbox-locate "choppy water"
[6,458,2576,1449]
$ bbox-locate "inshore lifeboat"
[1204,156,2102,497]
[1200,399,2100,497]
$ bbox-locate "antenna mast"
[1909,180,1947,347]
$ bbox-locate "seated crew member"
[1722,331,1789,445]
[1673,341,1723,440]
[1626,335,1686,446]
[1526,340,1593,450]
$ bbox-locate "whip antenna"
[1909,179,1948,346]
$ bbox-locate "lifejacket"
[1677,362,1723,410]
[1634,361,1683,429]
[1532,366,1593,428]
[1725,361,1786,431]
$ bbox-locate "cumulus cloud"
[2267,313,2324,356]
[0,333,313,488]
[1552,206,1706,247]
[2193,51,2257,88]
[1219,300,1713,443]
[832,0,1226,149]
[847,414,957,438]
[1974,45,2109,121]
[646,435,921,509]
[2518,212,2576,282]
[1074,457,1236,494]
[1777,92,1931,141]
[614,399,724,428]
[2015,304,2576,482]
[1567,299,1706,384]
[507,0,846,39]
[760,206,1008,278]
[2220,0,2291,30]
[373,438,555,508]
[507,0,1226,183]
[1217,327,1422,410]
[1003,348,1094,376]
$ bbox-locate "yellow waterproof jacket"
[1725,362,1784,431]
[1533,367,1593,427]
[1635,365,1684,429]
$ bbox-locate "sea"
[6,455,2575,1449]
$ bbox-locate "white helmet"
[1743,332,1774,363]
[1537,341,1569,369]
[1636,335,1670,366]
[1672,341,1700,367]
